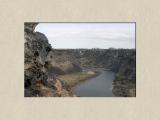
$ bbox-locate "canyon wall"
[24,23,72,97]
[52,49,136,97]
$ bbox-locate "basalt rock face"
[24,23,72,97]
[47,50,82,75]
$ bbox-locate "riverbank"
[72,70,115,97]
[57,70,99,87]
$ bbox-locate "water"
[72,70,115,97]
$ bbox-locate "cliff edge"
[24,23,72,97]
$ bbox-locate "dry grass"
[57,71,98,87]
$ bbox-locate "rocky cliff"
[24,23,72,97]
[47,50,82,75]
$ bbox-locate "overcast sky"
[35,23,135,49]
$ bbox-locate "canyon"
[24,23,136,97]
[52,49,136,97]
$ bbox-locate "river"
[72,70,115,97]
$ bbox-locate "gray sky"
[35,23,135,49]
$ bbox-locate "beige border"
[0,0,160,120]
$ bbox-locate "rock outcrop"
[24,23,72,97]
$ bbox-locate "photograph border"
[24,22,136,97]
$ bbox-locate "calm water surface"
[72,70,115,97]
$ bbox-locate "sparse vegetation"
[57,71,98,87]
